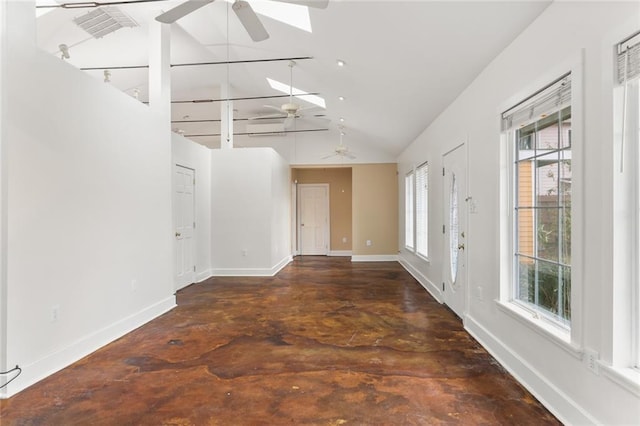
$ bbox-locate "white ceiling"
[36,0,551,162]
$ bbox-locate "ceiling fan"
[322,128,355,160]
[155,0,328,42]
[252,60,325,129]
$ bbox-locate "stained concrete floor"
[0,257,560,425]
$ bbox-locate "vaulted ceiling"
[36,0,551,163]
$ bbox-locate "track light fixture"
[59,44,70,60]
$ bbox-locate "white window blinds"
[501,73,571,131]
[618,31,640,84]
[405,172,414,249]
[415,162,428,257]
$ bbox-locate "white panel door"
[298,184,329,255]
[442,144,467,319]
[174,165,195,289]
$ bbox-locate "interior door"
[442,144,467,319]
[298,184,329,255]
[174,165,195,289]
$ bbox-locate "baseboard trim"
[195,270,213,283]
[465,315,597,426]
[328,250,352,257]
[3,296,176,399]
[398,257,443,303]
[212,255,293,277]
[351,255,398,262]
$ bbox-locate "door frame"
[297,183,330,256]
[442,142,468,320]
[173,163,196,291]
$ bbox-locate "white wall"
[2,1,174,397]
[172,134,212,283]
[270,150,292,266]
[210,147,291,276]
[398,2,640,424]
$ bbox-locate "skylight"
[266,77,326,109]
[224,0,311,33]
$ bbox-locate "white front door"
[442,144,467,319]
[298,184,329,255]
[174,165,195,289]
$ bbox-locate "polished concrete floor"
[1,257,559,425]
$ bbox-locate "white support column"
[149,19,171,125]
[220,84,233,149]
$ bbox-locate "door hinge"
[442,282,445,291]
[442,167,445,176]
[193,222,196,229]
[193,265,196,272]
[193,178,195,185]
[442,224,445,234]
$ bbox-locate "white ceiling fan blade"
[248,113,286,120]
[156,0,214,23]
[271,0,329,9]
[344,152,357,160]
[263,104,283,112]
[321,153,338,160]
[294,117,330,127]
[232,0,269,42]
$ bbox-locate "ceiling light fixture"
[338,96,345,101]
[103,69,111,83]
[336,59,345,67]
[339,117,345,122]
[58,43,70,60]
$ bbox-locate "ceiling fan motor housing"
[282,102,299,115]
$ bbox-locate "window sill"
[600,364,640,397]
[495,300,582,359]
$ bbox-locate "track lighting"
[103,70,111,83]
[59,44,70,60]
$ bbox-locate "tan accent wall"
[292,168,352,251]
[352,164,398,255]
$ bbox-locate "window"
[617,30,640,369]
[415,162,429,258]
[502,73,572,327]
[405,171,414,249]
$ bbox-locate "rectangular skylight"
[224,0,311,33]
[267,77,326,109]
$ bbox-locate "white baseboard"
[465,315,597,426]
[212,255,292,277]
[3,296,176,399]
[195,269,213,283]
[398,257,443,303]
[328,250,352,257]
[351,254,398,262]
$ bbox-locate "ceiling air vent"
[73,6,138,39]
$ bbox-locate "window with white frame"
[415,162,429,258]
[502,73,573,327]
[405,171,414,249]
[617,30,640,368]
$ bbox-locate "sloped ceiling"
[36,0,551,163]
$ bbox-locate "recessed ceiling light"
[339,117,345,122]
[337,59,346,67]
[338,96,345,101]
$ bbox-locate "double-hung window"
[405,171,414,250]
[415,162,429,258]
[502,73,573,327]
[617,31,640,369]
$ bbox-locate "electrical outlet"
[583,348,599,374]
[342,237,347,243]
[476,285,484,301]
[51,305,60,323]
[366,240,372,246]
[241,249,248,257]
[131,279,138,293]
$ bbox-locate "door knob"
[175,232,181,237]
[458,243,465,250]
